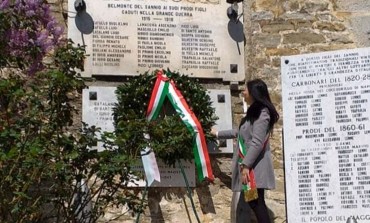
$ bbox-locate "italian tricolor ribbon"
[146,70,214,182]
[238,135,269,193]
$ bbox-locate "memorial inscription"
[68,0,244,81]
[92,21,131,67]
[282,48,370,222]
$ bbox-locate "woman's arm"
[214,129,238,139]
[241,109,270,168]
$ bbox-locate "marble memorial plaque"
[68,0,245,81]
[281,48,370,223]
[129,160,195,187]
[207,89,233,153]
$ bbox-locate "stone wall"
[239,1,369,222]
[49,0,370,222]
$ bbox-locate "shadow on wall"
[227,13,246,55]
[144,159,232,222]
[74,1,94,46]
[146,187,214,223]
[210,155,232,189]
[138,159,275,222]
[75,11,94,35]
[147,189,166,223]
[195,180,216,215]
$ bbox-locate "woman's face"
[242,87,254,105]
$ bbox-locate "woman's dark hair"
[243,79,279,133]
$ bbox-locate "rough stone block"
[283,32,326,44]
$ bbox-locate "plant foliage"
[0,1,142,222]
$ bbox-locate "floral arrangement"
[113,69,218,169]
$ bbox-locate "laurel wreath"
[112,69,218,167]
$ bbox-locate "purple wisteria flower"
[0,0,65,75]
[0,0,10,10]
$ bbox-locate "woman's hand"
[240,165,250,185]
[210,128,218,137]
